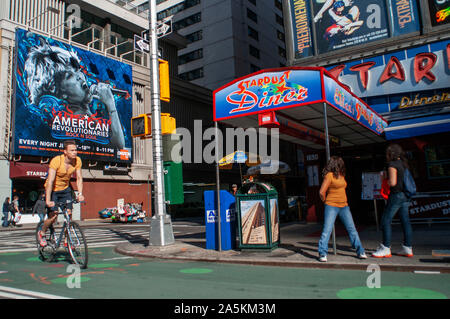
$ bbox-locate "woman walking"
[318,156,367,262]
[372,144,413,258]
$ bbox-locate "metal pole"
[148,0,174,246]
[323,102,336,255]
[215,121,222,252]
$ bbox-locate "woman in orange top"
[317,156,366,262]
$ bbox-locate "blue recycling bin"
[204,190,236,250]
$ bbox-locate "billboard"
[311,0,390,54]
[287,0,314,59]
[13,28,133,163]
[428,0,450,27]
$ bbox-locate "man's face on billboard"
[60,69,90,105]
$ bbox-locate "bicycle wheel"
[66,221,88,269]
[35,221,55,262]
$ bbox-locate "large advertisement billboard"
[312,0,390,54]
[287,0,314,59]
[13,28,133,163]
[428,0,450,27]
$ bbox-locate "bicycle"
[35,199,88,269]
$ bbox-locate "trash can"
[236,182,280,250]
[204,190,236,251]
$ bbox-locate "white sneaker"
[358,253,368,259]
[396,245,413,257]
[372,244,392,258]
[319,255,327,262]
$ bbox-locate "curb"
[114,244,450,274]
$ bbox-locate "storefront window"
[425,145,450,179]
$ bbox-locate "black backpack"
[8,202,16,213]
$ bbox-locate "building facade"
[282,0,450,223]
[156,0,288,90]
[0,0,213,222]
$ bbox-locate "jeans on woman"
[318,204,365,257]
[2,211,9,227]
[381,192,412,248]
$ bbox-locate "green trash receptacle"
[236,182,280,250]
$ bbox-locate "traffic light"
[131,113,176,138]
[159,59,170,102]
[131,114,151,137]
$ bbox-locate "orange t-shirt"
[45,154,82,191]
[324,172,348,208]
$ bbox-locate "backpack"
[8,202,15,213]
[403,168,416,198]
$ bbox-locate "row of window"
[247,0,283,12]
[247,8,284,28]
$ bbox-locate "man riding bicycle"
[38,140,85,247]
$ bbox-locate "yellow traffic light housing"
[159,59,170,102]
[131,113,176,138]
[131,114,151,138]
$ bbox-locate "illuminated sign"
[214,69,322,121]
[327,40,450,98]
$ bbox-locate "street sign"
[142,16,173,40]
[134,34,149,53]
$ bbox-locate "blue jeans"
[381,192,412,248]
[318,205,365,257]
[2,211,9,227]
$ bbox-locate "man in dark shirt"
[32,193,47,223]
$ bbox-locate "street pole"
[323,102,336,255]
[148,0,174,246]
[215,121,222,252]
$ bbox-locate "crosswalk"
[0,226,151,253]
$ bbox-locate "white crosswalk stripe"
[0,226,152,253]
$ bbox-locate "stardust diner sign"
[213,68,387,135]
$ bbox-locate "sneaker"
[372,244,392,258]
[318,255,327,262]
[358,253,368,259]
[396,245,413,257]
[38,231,47,247]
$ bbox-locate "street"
[0,224,449,302]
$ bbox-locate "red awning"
[10,162,49,179]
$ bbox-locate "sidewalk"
[3,219,450,272]
[116,221,450,273]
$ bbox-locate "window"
[247,8,258,23]
[249,45,260,59]
[185,30,203,43]
[248,26,259,41]
[425,145,450,179]
[275,13,284,27]
[277,30,285,42]
[158,0,201,20]
[173,12,201,31]
[274,0,282,11]
[178,49,203,65]
[250,64,260,73]
[248,0,256,5]
[179,67,204,81]
[278,46,286,58]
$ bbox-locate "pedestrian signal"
[159,59,170,102]
[131,114,151,138]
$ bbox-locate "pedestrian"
[231,184,238,196]
[32,193,47,223]
[2,197,10,227]
[9,195,20,227]
[317,156,367,262]
[372,144,413,258]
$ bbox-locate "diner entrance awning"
[213,67,387,150]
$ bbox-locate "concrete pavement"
[2,218,450,273]
[116,221,450,273]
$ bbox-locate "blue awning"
[384,113,450,140]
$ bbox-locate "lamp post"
[148,0,175,246]
[25,6,60,26]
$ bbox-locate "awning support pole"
[215,121,222,252]
[323,102,336,255]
